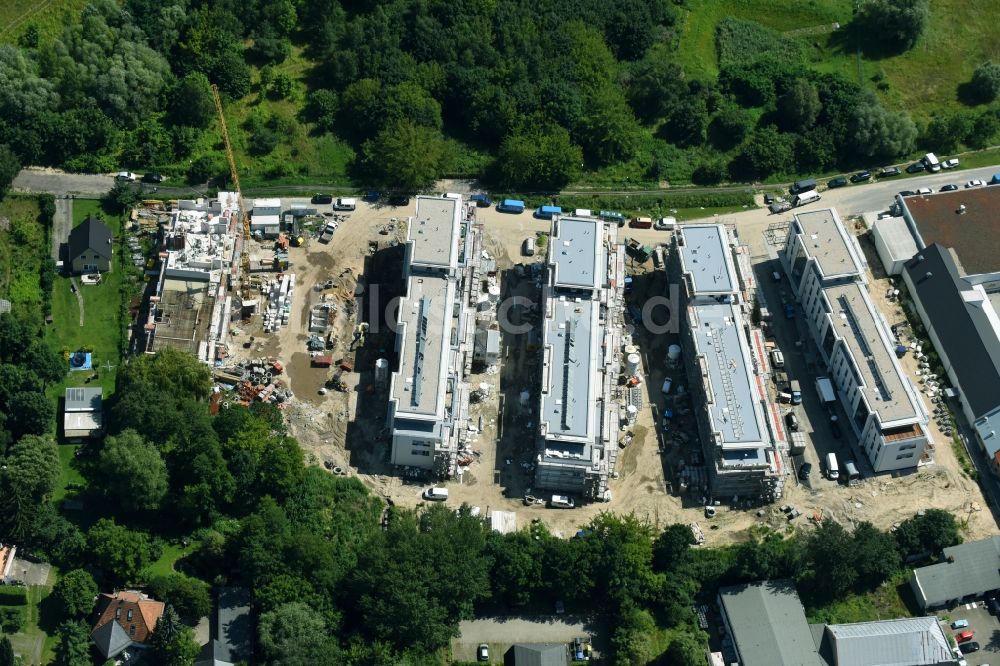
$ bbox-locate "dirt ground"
[223,200,996,546]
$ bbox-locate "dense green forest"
[0,0,998,195]
[0,311,968,664]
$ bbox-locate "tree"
[86,519,153,583]
[52,570,98,619]
[923,111,975,153]
[148,606,200,666]
[709,106,752,149]
[626,55,687,122]
[496,119,583,191]
[5,391,51,438]
[0,144,19,201]
[23,340,65,384]
[360,121,443,192]
[852,522,902,588]
[968,110,1000,149]
[210,48,252,99]
[102,181,141,216]
[305,89,338,133]
[692,160,727,185]
[169,73,215,128]
[0,636,13,666]
[732,126,796,179]
[258,602,332,666]
[970,61,1000,103]
[148,574,211,625]
[3,434,60,509]
[652,524,695,572]
[847,94,917,161]
[801,521,857,603]
[97,430,168,512]
[54,620,91,666]
[853,0,929,54]
[187,155,221,184]
[662,97,709,147]
[777,78,821,131]
[665,633,707,665]
[575,89,641,165]
[488,532,544,606]
[894,509,961,559]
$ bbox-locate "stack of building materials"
[263,273,294,332]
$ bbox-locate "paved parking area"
[10,558,50,586]
[937,601,1000,664]
[452,615,596,663]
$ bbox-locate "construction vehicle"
[325,374,349,392]
[351,322,369,350]
[210,83,251,283]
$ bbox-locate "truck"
[600,210,626,227]
[815,376,836,404]
[497,199,525,214]
[923,152,941,172]
[793,190,821,207]
[332,197,356,211]
[624,238,651,263]
[789,380,802,405]
[319,221,337,243]
[791,178,817,194]
[535,205,562,219]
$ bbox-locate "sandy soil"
[224,201,995,545]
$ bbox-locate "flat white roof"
[389,273,454,419]
[408,196,461,269]
[679,224,736,295]
[549,217,603,291]
[540,294,599,444]
[794,209,864,280]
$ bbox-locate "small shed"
[474,327,501,365]
[871,217,918,276]
[64,387,103,438]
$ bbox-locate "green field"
[676,0,1000,121]
[0,0,87,45]
[7,583,57,665]
[807,572,916,624]
[0,196,47,314]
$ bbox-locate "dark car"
[898,190,916,197]
[142,172,164,183]
[959,641,980,654]
[387,194,410,206]
[879,166,901,177]
[470,194,492,207]
[986,595,1000,615]
[906,162,926,174]
[763,193,775,204]
[830,420,843,440]
[363,191,381,202]
[850,171,872,183]
[828,176,848,189]
[785,411,799,432]
[798,462,812,481]
[940,184,959,192]
[784,303,796,319]
[311,194,333,205]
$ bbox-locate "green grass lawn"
[71,198,104,228]
[144,542,196,579]
[7,582,56,665]
[807,572,917,624]
[0,0,86,45]
[52,443,85,505]
[0,196,46,314]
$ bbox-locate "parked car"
[785,411,799,432]
[898,190,916,196]
[115,171,137,182]
[986,595,1000,615]
[951,619,970,630]
[959,641,980,654]
[142,172,164,183]
[469,194,492,207]
[555,600,565,614]
[830,420,843,440]
[956,630,974,643]
[798,462,812,481]
[363,191,381,201]
[763,193,775,204]
[850,171,873,183]
[879,166,901,177]
[477,644,489,662]
[943,158,960,169]
[906,162,926,173]
[422,487,449,501]
[654,216,677,231]
[784,303,796,319]
[311,194,333,204]
[916,187,932,195]
[573,637,591,661]
[387,194,410,206]
[940,184,959,192]
[965,179,986,188]
[549,495,575,509]
[827,176,848,189]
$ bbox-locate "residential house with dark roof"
[901,245,1000,469]
[90,590,165,659]
[910,535,1000,609]
[68,216,113,274]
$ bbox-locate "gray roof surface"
[195,639,234,666]
[823,617,953,666]
[91,619,132,659]
[409,196,460,268]
[912,536,1000,607]
[719,580,820,666]
[904,245,1000,418]
[217,587,250,659]
[872,217,919,266]
[389,274,453,418]
[794,209,862,279]
[65,387,102,411]
[549,217,603,291]
[688,302,764,444]
[823,282,919,423]
[540,294,598,443]
[68,216,113,261]
[511,643,568,666]
[679,224,735,294]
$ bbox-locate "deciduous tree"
[970,61,1000,103]
[98,430,169,512]
[52,569,98,619]
[496,119,582,191]
[360,121,443,192]
[0,144,19,201]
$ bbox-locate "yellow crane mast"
[210,83,251,280]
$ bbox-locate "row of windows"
[410,449,430,457]
[895,452,915,460]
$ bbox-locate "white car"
[965,179,986,188]
[653,216,677,231]
[549,495,575,509]
[942,158,960,169]
[115,171,136,182]
[916,187,932,195]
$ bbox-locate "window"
[129,625,136,636]
[900,443,917,451]
[127,609,133,621]
[896,452,915,460]
[410,449,430,457]
[115,608,121,619]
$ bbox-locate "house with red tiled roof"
[90,590,165,659]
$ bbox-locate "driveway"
[12,168,113,197]
[454,615,596,663]
[937,601,1000,665]
[52,197,72,261]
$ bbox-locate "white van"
[573,208,593,217]
[770,350,785,368]
[333,197,356,211]
[825,452,840,480]
[523,237,535,256]
[923,152,941,172]
[793,190,821,207]
[423,487,449,501]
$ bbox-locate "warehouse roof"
[911,536,1000,609]
[901,185,1000,275]
[817,617,952,666]
[719,580,819,666]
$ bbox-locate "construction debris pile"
[262,273,295,332]
[214,357,293,406]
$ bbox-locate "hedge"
[0,586,28,606]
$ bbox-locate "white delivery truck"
[333,197,357,211]
[815,376,836,404]
[826,452,840,480]
[793,190,821,207]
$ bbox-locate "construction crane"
[210,83,251,281]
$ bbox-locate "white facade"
[782,209,930,473]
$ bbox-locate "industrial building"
[717,580,820,666]
[143,193,242,363]
[781,209,931,473]
[673,224,786,500]
[533,216,625,501]
[910,535,1000,609]
[386,195,481,476]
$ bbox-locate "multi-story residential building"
[782,208,930,472]
[533,216,625,501]
[673,224,786,501]
[387,195,479,477]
